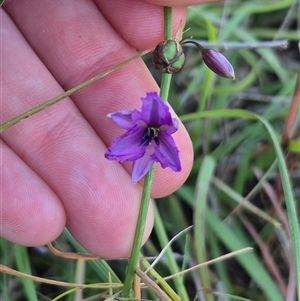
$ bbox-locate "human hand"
[1,0,220,259]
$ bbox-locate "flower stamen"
[140,127,160,147]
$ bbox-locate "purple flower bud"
[202,49,235,79]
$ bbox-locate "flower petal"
[151,133,181,172]
[105,126,145,162]
[131,92,173,127]
[161,117,179,135]
[132,146,155,184]
[108,110,134,130]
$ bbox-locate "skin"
[1,0,223,259]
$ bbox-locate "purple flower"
[105,92,181,183]
[202,49,235,79]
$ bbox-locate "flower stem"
[164,6,173,41]
[120,165,155,298]
[160,6,173,102]
[120,7,174,298]
[160,74,172,102]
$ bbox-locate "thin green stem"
[121,165,155,297]
[160,6,173,102]
[160,74,172,101]
[13,246,38,301]
[164,7,173,41]
[121,7,174,298]
[181,40,206,51]
[0,51,150,133]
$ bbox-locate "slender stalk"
[164,7,172,40]
[0,51,150,133]
[181,40,205,51]
[121,166,155,297]
[160,6,173,102]
[160,75,172,102]
[120,7,174,298]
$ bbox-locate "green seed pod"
[152,40,185,74]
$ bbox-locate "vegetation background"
[1,0,299,300]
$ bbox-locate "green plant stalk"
[194,156,216,301]
[13,246,38,301]
[120,7,174,298]
[164,6,173,40]
[160,73,172,102]
[160,6,173,103]
[120,165,155,297]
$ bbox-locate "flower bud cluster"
[152,37,235,79]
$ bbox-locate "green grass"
[1,1,299,300]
